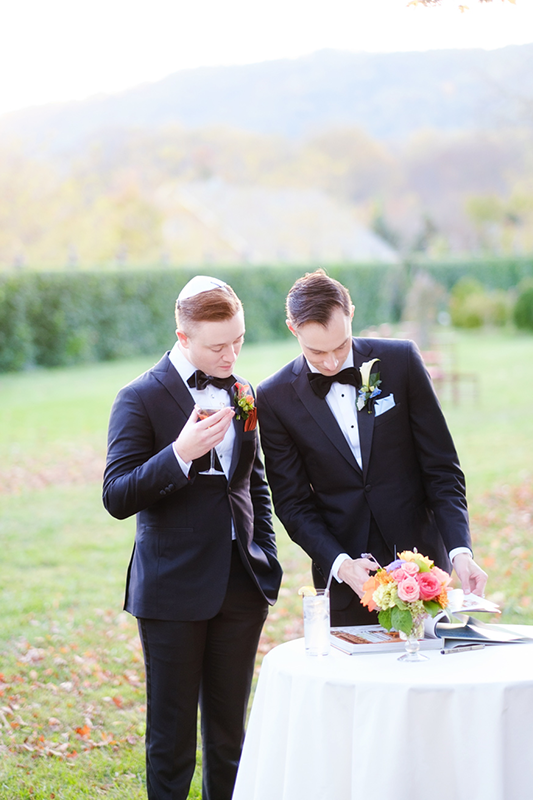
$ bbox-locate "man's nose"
[323,354,339,371]
[222,346,237,362]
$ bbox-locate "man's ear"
[350,305,355,321]
[286,319,297,337]
[176,329,189,348]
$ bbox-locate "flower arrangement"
[356,358,382,413]
[361,550,451,636]
[233,382,254,420]
[233,382,257,430]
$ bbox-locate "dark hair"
[286,269,352,328]
[175,285,242,333]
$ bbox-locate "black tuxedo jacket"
[257,338,470,610]
[103,352,282,621]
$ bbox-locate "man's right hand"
[174,406,235,463]
[337,557,379,599]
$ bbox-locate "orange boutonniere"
[234,382,257,431]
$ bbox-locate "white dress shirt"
[168,342,235,479]
[307,353,361,582]
[168,343,237,541]
[307,352,362,470]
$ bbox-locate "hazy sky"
[0,0,531,116]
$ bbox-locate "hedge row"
[412,257,533,291]
[0,264,404,373]
[2,258,532,373]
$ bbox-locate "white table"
[233,630,533,800]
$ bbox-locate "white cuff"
[331,553,351,583]
[449,546,473,563]
[172,442,192,477]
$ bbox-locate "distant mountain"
[1,45,532,152]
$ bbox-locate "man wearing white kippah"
[103,276,282,800]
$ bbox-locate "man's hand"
[337,557,379,598]
[174,406,235,463]
[452,553,488,596]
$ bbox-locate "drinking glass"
[303,590,330,656]
[196,407,225,475]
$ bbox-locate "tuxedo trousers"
[137,541,268,800]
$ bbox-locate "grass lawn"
[0,329,532,798]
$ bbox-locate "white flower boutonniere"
[357,358,382,413]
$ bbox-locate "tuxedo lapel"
[292,356,361,473]
[152,353,195,418]
[352,339,376,479]
[229,415,243,480]
[228,374,256,480]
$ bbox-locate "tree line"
[1,122,532,268]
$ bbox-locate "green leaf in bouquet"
[423,600,442,616]
[378,608,392,630]
[391,606,413,635]
[413,556,431,573]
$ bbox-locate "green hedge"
[0,264,405,372]
[412,257,533,291]
[514,280,533,331]
[2,258,531,373]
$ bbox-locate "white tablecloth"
[233,630,533,800]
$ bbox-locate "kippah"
[177,275,229,304]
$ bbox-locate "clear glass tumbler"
[303,590,330,656]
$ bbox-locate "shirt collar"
[168,341,196,383]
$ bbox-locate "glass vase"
[398,618,428,662]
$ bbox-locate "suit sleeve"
[102,384,189,520]
[257,384,345,577]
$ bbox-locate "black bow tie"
[188,370,236,393]
[307,367,360,399]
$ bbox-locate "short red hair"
[175,285,242,333]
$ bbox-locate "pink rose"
[391,567,409,582]
[391,562,419,583]
[431,566,452,587]
[417,571,443,601]
[397,577,420,603]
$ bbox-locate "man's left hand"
[452,553,488,596]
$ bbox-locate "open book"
[330,588,533,655]
[330,597,532,655]
[433,616,533,645]
[330,618,533,655]
[330,625,442,655]
[446,589,501,616]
